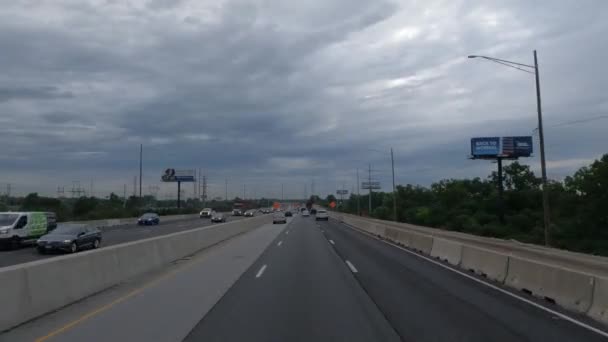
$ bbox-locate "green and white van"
[0,212,56,249]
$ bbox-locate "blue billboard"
[502,136,533,157]
[471,137,500,157]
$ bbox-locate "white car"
[199,208,214,218]
[302,210,310,217]
[315,210,329,221]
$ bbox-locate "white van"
[0,212,53,249]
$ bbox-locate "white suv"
[199,208,213,218]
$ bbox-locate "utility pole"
[468,50,551,245]
[356,168,361,216]
[281,183,284,201]
[202,175,207,207]
[139,144,142,198]
[311,179,315,197]
[368,163,372,216]
[123,184,127,208]
[225,179,228,201]
[90,179,94,198]
[391,147,397,222]
[534,50,551,246]
[133,176,137,197]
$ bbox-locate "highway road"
[0,214,245,268]
[4,215,608,341]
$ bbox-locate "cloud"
[0,0,607,198]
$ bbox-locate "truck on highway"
[0,212,57,249]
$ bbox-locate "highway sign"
[161,169,196,182]
[361,182,381,190]
[336,190,349,195]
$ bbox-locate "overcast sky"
[1,0,607,200]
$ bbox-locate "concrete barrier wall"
[505,257,594,313]
[430,238,463,266]
[589,276,608,325]
[410,233,433,254]
[0,215,269,331]
[460,245,509,282]
[64,214,200,230]
[333,212,607,325]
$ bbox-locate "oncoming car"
[137,213,160,225]
[211,212,227,223]
[36,224,102,254]
[199,208,214,218]
[244,210,256,217]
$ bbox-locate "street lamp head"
[467,55,479,59]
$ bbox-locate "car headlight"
[0,229,9,235]
[63,240,72,243]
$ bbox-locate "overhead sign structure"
[161,169,196,182]
[361,182,381,190]
[470,136,533,159]
[336,190,349,195]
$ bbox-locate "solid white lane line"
[255,265,267,278]
[277,241,283,247]
[345,260,358,273]
[329,239,335,245]
[348,225,608,339]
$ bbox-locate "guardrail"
[0,215,270,331]
[331,212,608,326]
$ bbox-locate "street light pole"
[391,147,397,222]
[368,163,372,216]
[356,168,361,216]
[534,50,551,246]
[468,50,551,245]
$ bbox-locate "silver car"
[272,212,287,224]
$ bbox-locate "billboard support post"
[470,136,533,225]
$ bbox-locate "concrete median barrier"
[460,245,509,282]
[0,215,269,332]
[384,227,400,243]
[505,257,595,313]
[430,238,463,266]
[589,276,608,324]
[411,233,433,254]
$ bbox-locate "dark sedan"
[285,211,293,217]
[37,224,102,254]
[211,212,227,223]
[137,213,160,225]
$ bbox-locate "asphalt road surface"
[4,215,607,342]
[186,217,607,342]
[0,214,245,268]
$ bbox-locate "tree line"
[0,193,275,221]
[322,154,608,256]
